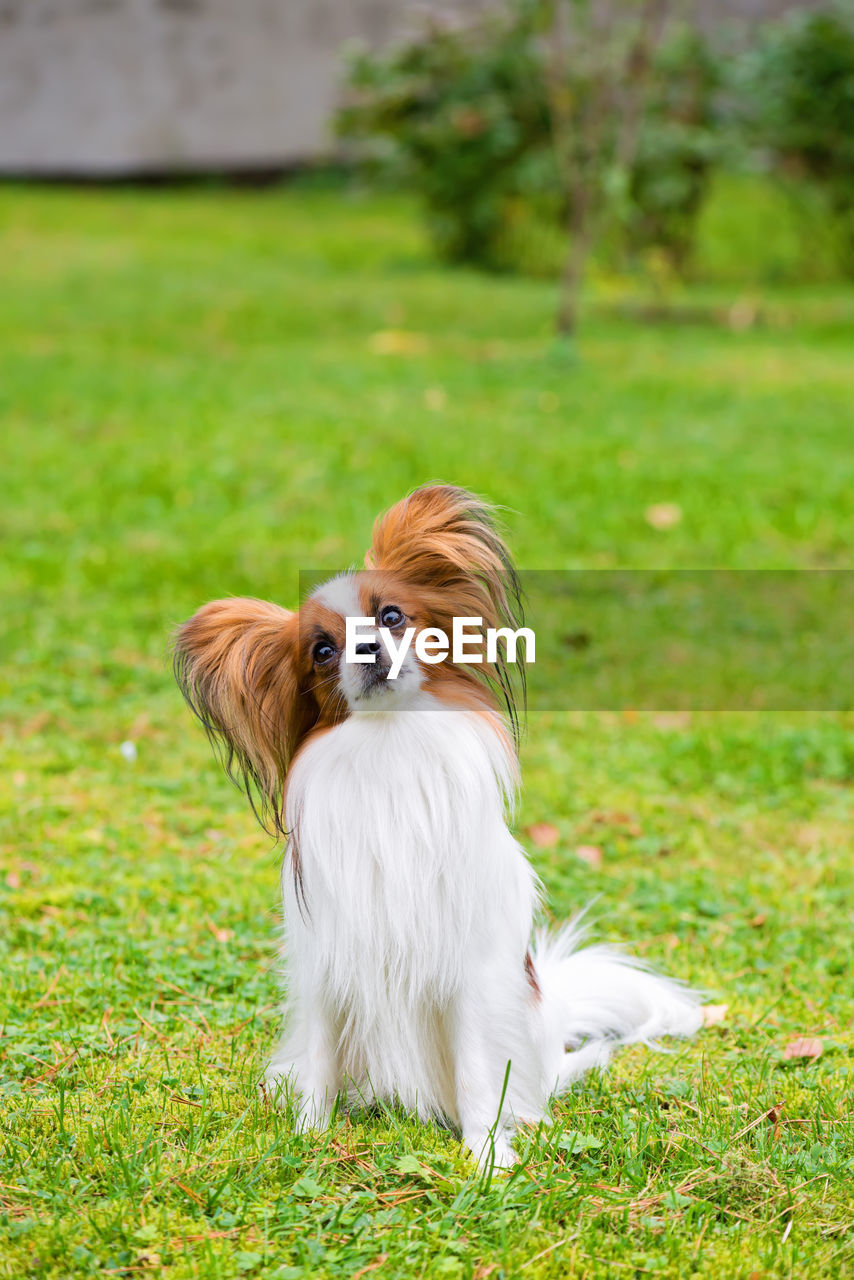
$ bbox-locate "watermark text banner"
[299,570,853,710]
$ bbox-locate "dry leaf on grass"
[702,1003,729,1027]
[368,330,427,356]
[575,844,603,868]
[526,823,560,848]
[652,712,692,730]
[783,1037,823,1061]
[205,919,234,944]
[645,502,682,530]
[589,810,641,835]
[733,1101,784,1142]
[351,1256,389,1280]
[423,386,447,411]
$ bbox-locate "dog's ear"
[366,486,515,608]
[173,598,301,836]
[366,484,525,741]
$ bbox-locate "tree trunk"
[556,166,594,336]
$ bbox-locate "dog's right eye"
[313,641,335,664]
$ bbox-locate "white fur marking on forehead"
[312,573,363,619]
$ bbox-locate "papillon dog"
[174,485,701,1168]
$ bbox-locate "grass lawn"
[1,184,853,1279]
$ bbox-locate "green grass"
[1,183,853,1279]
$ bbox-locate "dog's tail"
[531,919,703,1094]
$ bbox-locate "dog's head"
[173,485,524,836]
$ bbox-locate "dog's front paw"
[262,1062,332,1133]
[262,1063,288,1107]
[467,1129,518,1172]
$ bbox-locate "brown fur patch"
[174,597,341,841]
[363,487,526,742]
[524,950,541,1001]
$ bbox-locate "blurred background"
[0,2,850,279]
[3,1,854,313]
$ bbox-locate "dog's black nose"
[356,641,381,655]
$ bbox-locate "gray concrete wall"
[0,0,820,176]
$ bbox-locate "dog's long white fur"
[265,692,701,1167]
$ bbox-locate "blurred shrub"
[693,172,841,286]
[337,8,553,269]
[627,28,721,274]
[337,5,722,277]
[747,6,854,275]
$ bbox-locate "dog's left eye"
[379,605,404,628]
[313,640,336,664]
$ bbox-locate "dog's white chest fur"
[279,700,537,1119]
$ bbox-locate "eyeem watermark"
[299,568,854,710]
[346,616,536,680]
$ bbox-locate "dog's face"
[174,485,523,835]
[303,570,443,716]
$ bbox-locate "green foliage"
[338,6,722,275]
[338,7,556,270]
[628,28,722,272]
[1,186,854,1277]
[693,171,842,286]
[747,6,854,274]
